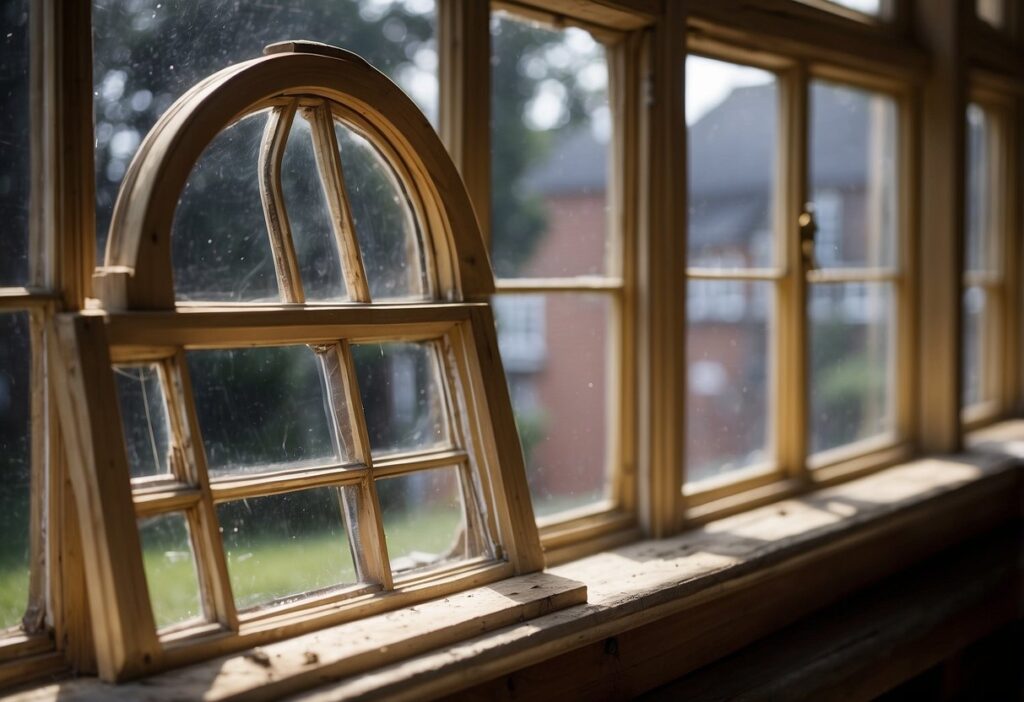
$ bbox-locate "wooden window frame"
[678,26,919,525]
[479,2,641,561]
[48,44,548,682]
[0,0,94,688]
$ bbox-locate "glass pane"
[809,282,895,455]
[810,81,898,270]
[283,113,347,302]
[977,0,1006,28]
[965,104,998,274]
[687,56,777,270]
[138,512,203,629]
[217,487,357,610]
[114,364,173,479]
[493,293,610,517]
[0,1,30,286]
[352,342,450,455]
[93,0,439,258]
[188,346,342,475]
[337,122,428,300]
[962,286,990,409]
[686,281,772,484]
[490,12,610,278]
[0,313,31,630]
[378,466,482,574]
[172,111,280,302]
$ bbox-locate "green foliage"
[811,318,886,451]
[489,15,607,276]
[513,406,549,474]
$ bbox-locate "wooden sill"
[8,428,1023,700]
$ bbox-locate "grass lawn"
[142,506,464,628]
[0,561,28,631]
[0,506,471,630]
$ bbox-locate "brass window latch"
[799,207,818,271]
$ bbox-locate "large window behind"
[490,11,621,521]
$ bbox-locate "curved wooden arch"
[96,43,493,310]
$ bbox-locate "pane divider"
[169,351,239,632]
[258,98,305,304]
[371,449,469,479]
[335,340,393,590]
[208,463,369,503]
[132,486,203,517]
[304,101,371,303]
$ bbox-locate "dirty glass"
[187,345,341,475]
[378,466,478,574]
[93,0,438,260]
[114,364,174,479]
[217,487,357,610]
[352,342,450,455]
[138,512,203,629]
[0,0,30,286]
[172,111,280,302]
[337,122,428,300]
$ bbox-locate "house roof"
[522,127,609,195]
[525,81,880,198]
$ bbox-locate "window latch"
[799,208,818,271]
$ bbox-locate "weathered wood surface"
[5,573,585,702]
[304,457,1019,702]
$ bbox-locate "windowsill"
[9,421,1023,700]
